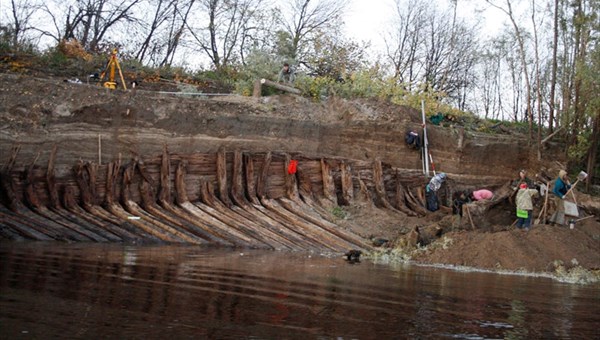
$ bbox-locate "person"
[511,169,534,189]
[405,130,421,149]
[452,190,470,217]
[549,170,571,226]
[516,183,538,230]
[426,173,447,212]
[470,189,494,201]
[278,63,295,84]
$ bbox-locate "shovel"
[563,171,588,204]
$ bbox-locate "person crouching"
[516,183,538,230]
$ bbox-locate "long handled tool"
[563,171,588,204]
[534,179,550,225]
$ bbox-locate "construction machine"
[98,48,127,90]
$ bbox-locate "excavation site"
[1,73,599,276]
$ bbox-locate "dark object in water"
[372,238,388,247]
[344,250,362,263]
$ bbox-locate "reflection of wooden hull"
[1,147,437,251]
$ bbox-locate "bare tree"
[3,0,42,49]
[384,0,427,89]
[159,0,195,67]
[133,0,178,64]
[485,0,534,140]
[276,0,348,61]
[548,0,559,133]
[185,0,265,70]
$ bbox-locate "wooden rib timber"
[0,147,439,253]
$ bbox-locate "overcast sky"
[344,0,507,55]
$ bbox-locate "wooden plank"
[216,148,232,207]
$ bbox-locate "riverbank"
[1,72,598,279]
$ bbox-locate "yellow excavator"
[98,48,127,90]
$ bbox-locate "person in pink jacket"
[471,189,494,201]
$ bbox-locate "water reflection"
[0,243,598,339]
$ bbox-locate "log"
[260,78,301,95]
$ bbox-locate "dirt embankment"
[1,72,598,279]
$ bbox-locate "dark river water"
[0,243,598,339]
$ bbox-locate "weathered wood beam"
[284,154,299,200]
[259,78,301,95]
[244,153,260,205]
[321,158,337,205]
[46,145,60,209]
[216,148,232,207]
[340,161,354,205]
[256,152,271,199]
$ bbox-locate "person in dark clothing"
[549,170,571,226]
[278,63,295,84]
[405,130,421,149]
[452,190,470,217]
[426,173,447,212]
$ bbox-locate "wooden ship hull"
[0,146,440,252]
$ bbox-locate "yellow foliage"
[58,39,92,61]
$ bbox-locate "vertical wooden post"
[256,152,272,200]
[98,134,102,165]
[174,161,189,205]
[244,153,259,204]
[216,148,232,207]
[373,159,394,209]
[159,145,171,203]
[46,145,60,209]
[321,158,337,205]
[284,153,299,200]
[231,151,244,203]
[340,161,354,205]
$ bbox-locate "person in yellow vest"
[516,183,538,230]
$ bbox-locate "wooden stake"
[465,204,476,230]
[98,134,101,165]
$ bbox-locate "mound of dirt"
[414,221,600,273]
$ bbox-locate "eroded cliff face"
[0,73,564,184]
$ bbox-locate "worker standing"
[426,173,447,212]
[549,170,571,226]
[516,183,538,230]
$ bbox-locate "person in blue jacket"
[549,170,571,226]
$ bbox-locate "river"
[1,243,598,339]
